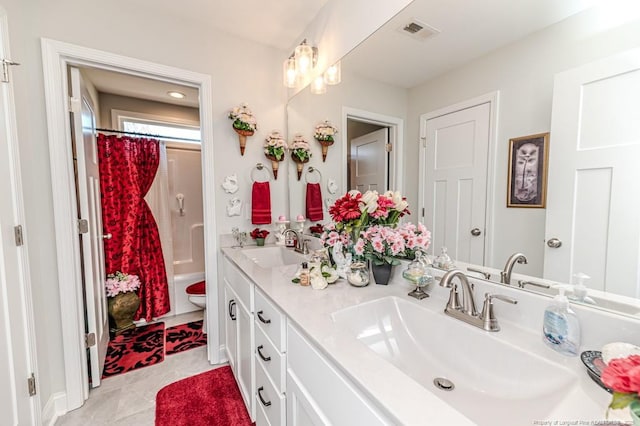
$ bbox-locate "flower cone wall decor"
[314,120,338,162]
[290,133,312,180]
[228,103,257,156]
[264,130,286,179]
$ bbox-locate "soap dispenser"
[542,285,581,356]
[569,273,596,305]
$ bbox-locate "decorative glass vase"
[347,262,370,287]
[372,262,393,285]
[108,291,140,335]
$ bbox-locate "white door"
[350,128,388,192]
[544,49,640,298]
[0,9,39,424]
[69,67,109,390]
[224,282,238,372]
[421,102,491,264]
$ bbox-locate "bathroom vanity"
[222,245,640,425]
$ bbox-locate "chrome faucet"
[439,269,517,331]
[500,252,528,284]
[282,229,310,255]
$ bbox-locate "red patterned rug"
[166,320,207,355]
[155,366,252,426]
[102,322,165,378]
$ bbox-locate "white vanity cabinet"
[222,257,255,420]
[286,323,392,426]
[254,288,287,426]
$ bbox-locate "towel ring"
[251,163,272,183]
[305,166,322,184]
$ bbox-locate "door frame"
[341,107,404,194]
[0,7,41,424]
[40,38,219,411]
[418,91,499,267]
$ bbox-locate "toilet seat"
[186,280,205,295]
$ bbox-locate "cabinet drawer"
[255,360,285,426]
[255,321,285,394]
[255,288,286,352]
[223,256,254,311]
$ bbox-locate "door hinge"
[85,333,96,348]
[421,137,427,148]
[422,207,425,217]
[385,143,393,152]
[27,374,36,396]
[1,59,20,83]
[14,225,24,246]
[68,96,81,113]
[78,219,89,234]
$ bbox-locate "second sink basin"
[240,246,306,268]
[332,296,577,425]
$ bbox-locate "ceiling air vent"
[397,18,440,41]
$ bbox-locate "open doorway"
[71,65,207,390]
[41,39,218,412]
[342,107,404,194]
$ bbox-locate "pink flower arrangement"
[354,223,431,266]
[328,190,410,234]
[105,271,141,298]
[601,355,640,416]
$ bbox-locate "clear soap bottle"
[542,286,581,356]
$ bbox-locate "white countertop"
[222,245,635,426]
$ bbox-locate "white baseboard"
[218,344,228,364]
[42,392,66,426]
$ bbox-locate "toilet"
[186,280,207,333]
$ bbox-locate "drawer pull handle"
[257,386,272,407]
[257,310,271,324]
[228,300,236,321]
[257,345,271,362]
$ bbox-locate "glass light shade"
[310,76,326,94]
[324,62,341,85]
[283,57,297,88]
[295,43,314,75]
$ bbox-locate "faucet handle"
[301,239,310,255]
[517,280,551,290]
[480,293,517,331]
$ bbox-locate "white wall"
[2,0,287,412]
[98,93,200,128]
[405,9,640,276]
[287,69,408,221]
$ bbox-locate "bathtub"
[173,271,205,315]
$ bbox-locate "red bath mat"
[102,322,165,378]
[155,366,252,426]
[166,320,207,355]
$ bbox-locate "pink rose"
[602,355,640,394]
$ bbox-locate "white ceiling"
[343,0,605,89]
[84,0,609,107]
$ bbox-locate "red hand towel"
[252,181,272,224]
[306,183,324,221]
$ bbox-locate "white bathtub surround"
[222,245,640,425]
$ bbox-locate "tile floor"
[56,311,219,426]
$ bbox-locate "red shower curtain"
[97,133,170,321]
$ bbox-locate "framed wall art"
[507,132,550,208]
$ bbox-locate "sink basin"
[332,297,577,425]
[240,246,306,268]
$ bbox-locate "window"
[114,110,201,144]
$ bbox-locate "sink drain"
[433,377,455,391]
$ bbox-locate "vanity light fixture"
[324,61,341,85]
[283,39,319,88]
[167,90,186,99]
[283,56,297,88]
[310,75,326,95]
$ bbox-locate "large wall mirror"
[287,0,640,316]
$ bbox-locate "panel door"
[70,66,109,390]
[422,102,491,264]
[350,128,388,192]
[237,300,255,420]
[224,281,238,372]
[544,48,640,297]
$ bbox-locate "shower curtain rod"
[95,128,201,143]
